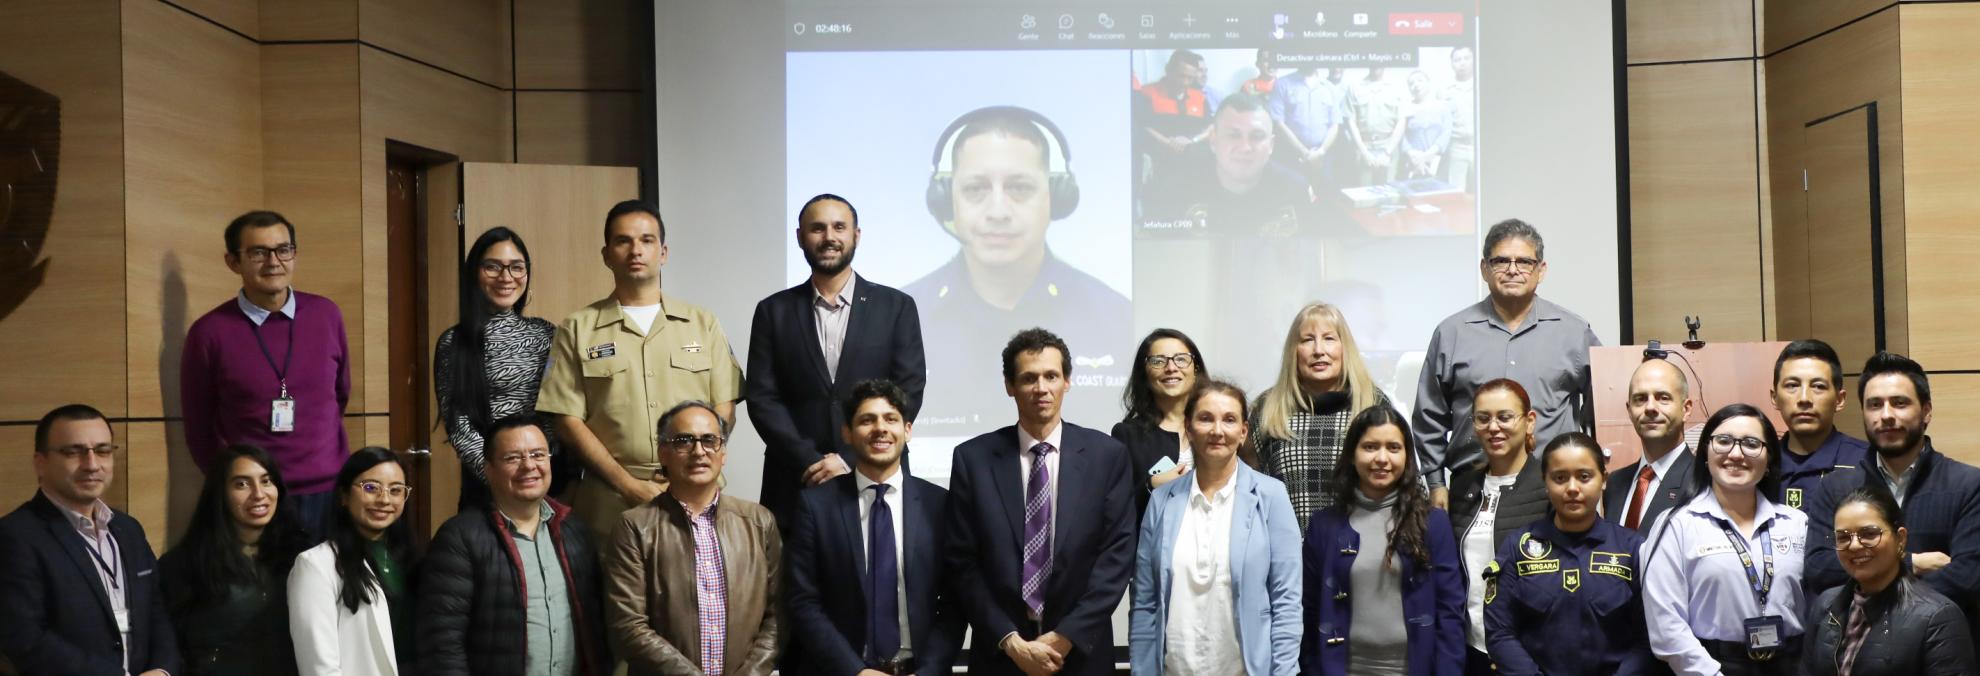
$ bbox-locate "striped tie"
[1021,442,1055,617]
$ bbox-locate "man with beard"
[748,194,927,526]
[1801,351,1980,625]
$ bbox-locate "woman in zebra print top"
[434,227,558,510]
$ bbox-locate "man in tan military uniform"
[537,199,744,543]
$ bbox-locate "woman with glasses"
[1252,302,1389,533]
[1643,404,1808,675]
[160,444,311,676]
[1302,405,1464,676]
[1129,379,1303,675]
[435,227,559,510]
[1484,433,1654,675]
[1113,328,1209,519]
[1444,379,1549,674]
[1803,487,1974,675]
[290,447,419,675]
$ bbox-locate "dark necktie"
[1022,442,1055,617]
[1625,464,1655,530]
[866,483,901,664]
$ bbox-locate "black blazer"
[1108,418,1183,520]
[782,473,964,676]
[0,491,181,675]
[1603,447,1695,532]
[746,274,927,519]
[944,422,1136,676]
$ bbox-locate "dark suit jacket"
[782,473,964,676]
[1603,447,1695,533]
[1108,418,1182,520]
[747,274,926,519]
[0,491,180,676]
[944,422,1136,676]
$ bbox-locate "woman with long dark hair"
[1302,405,1464,676]
[160,444,311,676]
[1643,404,1807,675]
[1251,302,1389,533]
[1803,487,1974,675]
[289,447,419,675]
[434,227,559,509]
[1112,328,1209,519]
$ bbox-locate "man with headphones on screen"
[902,106,1131,430]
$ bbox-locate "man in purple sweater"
[180,210,351,535]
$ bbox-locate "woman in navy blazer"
[1302,405,1465,676]
[1131,379,1303,675]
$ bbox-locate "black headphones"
[924,105,1080,232]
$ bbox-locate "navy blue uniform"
[1776,430,1867,513]
[1484,516,1657,676]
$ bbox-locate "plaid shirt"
[1253,394,1374,534]
[689,495,729,676]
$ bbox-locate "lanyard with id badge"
[252,316,298,433]
[1717,519,1783,661]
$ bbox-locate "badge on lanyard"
[1744,615,1784,655]
[271,395,296,433]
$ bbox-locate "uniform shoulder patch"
[1589,551,1634,581]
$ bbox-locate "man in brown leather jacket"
[603,400,782,675]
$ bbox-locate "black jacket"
[0,491,181,676]
[1804,577,1975,675]
[1802,441,1980,625]
[416,500,609,676]
[1448,454,1550,550]
[1109,418,1184,520]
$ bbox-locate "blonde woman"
[1251,302,1387,532]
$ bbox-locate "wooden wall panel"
[0,0,128,421]
[359,0,513,88]
[1929,374,1980,466]
[1764,10,1905,354]
[0,427,38,513]
[263,43,365,349]
[514,0,637,90]
[1896,4,1980,370]
[1626,0,1756,64]
[1628,61,1765,342]
[170,0,257,39]
[1764,0,1889,55]
[516,92,641,166]
[122,0,263,419]
[260,0,357,41]
[355,46,512,443]
[123,421,178,551]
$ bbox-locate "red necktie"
[1625,464,1656,530]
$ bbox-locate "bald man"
[1604,359,1696,532]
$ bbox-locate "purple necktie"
[1022,442,1055,617]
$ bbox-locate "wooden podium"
[1591,341,1789,471]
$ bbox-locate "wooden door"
[1799,106,1884,373]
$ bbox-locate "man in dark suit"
[1604,358,1696,532]
[784,379,963,676]
[749,193,927,524]
[0,404,179,676]
[945,328,1136,676]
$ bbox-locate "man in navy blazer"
[0,404,179,676]
[945,328,1136,676]
[784,379,963,675]
[749,193,927,524]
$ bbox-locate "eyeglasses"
[50,444,119,459]
[1486,256,1540,273]
[240,244,298,263]
[353,481,412,500]
[1472,412,1523,428]
[479,260,529,279]
[495,449,550,467]
[1834,525,1886,548]
[663,434,726,455]
[1708,434,1768,456]
[1144,353,1196,370]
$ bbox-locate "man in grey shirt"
[1413,219,1601,508]
[418,417,609,676]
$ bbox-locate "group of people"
[1,186,1974,676]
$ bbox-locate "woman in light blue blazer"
[1131,378,1304,675]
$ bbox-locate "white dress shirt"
[1163,478,1243,676]
[855,468,914,656]
[1642,489,1808,676]
[1619,443,1689,520]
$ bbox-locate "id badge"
[270,397,296,433]
[1744,615,1784,650]
[114,608,130,633]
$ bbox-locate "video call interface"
[785,2,1480,484]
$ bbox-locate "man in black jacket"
[1802,352,1980,631]
[0,404,180,676]
[418,416,610,676]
